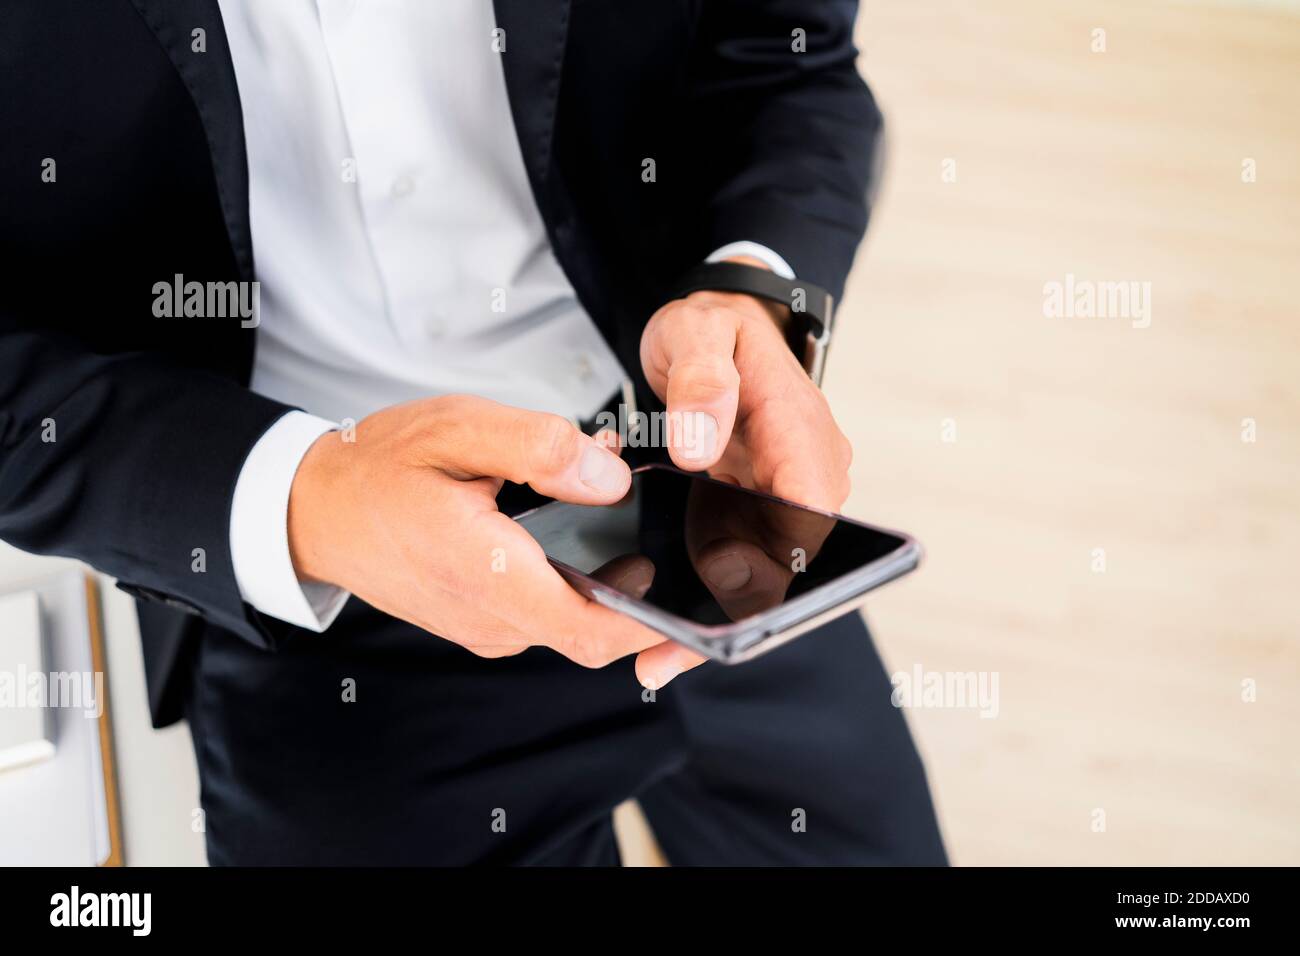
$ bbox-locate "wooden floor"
[619,0,1300,866]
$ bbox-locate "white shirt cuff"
[230,410,351,631]
[706,241,796,280]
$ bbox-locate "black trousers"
[183,592,947,866]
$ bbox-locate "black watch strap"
[660,261,835,385]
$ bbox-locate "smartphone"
[514,463,921,663]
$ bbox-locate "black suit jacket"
[0,0,883,727]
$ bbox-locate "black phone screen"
[515,467,909,627]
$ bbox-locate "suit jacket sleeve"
[685,0,883,304]
[0,324,295,649]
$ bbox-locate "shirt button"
[574,353,595,383]
[391,174,416,197]
[428,319,446,339]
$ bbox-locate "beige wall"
[815,0,1300,864]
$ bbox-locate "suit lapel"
[128,0,254,282]
[127,0,572,281]
[492,0,572,219]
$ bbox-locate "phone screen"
[516,466,909,627]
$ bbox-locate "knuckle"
[584,633,624,669]
[559,631,605,669]
[420,394,476,454]
[678,300,721,322]
[838,432,854,468]
[673,357,739,398]
[641,309,670,349]
[573,644,604,669]
[428,393,468,414]
[672,297,709,320]
[528,414,581,476]
[586,648,619,670]
[427,392,478,427]
[689,306,740,341]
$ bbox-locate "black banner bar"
[3,866,1284,942]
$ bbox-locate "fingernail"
[703,552,753,591]
[678,411,718,462]
[641,664,682,691]
[613,570,653,600]
[579,444,626,494]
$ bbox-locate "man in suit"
[0,0,946,864]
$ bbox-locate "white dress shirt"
[219,0,794,631]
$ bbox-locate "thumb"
[645,308,740,471]
[636,640,707,690]
[434,398,631,505]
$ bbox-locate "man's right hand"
[286,395,674,674]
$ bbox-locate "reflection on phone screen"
[517,467,908,627]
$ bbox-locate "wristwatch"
[661,261,835,386]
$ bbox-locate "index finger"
[480,512,669,668]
